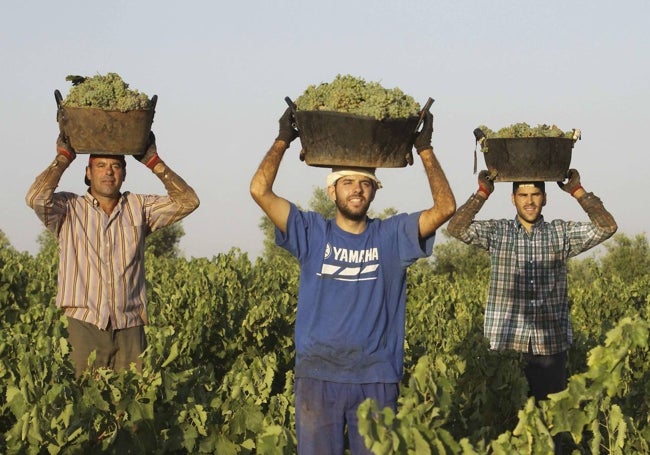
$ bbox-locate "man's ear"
[327,185,336,201]
[542,193,547,206]
[369,185,377,203]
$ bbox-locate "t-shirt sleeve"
[398,211,436,267]
[275,203,311,261]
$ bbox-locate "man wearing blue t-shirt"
[250,107,456,454]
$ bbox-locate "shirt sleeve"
[448,194,485,240]
[25,156,77,235]
[398,211,436,267]
[275,203,314,261]
[145,163,200,232]
[561,192,618,258]
[447,194,495,250]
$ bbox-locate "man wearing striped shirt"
[26,132,199,377]
[447,169,617,404]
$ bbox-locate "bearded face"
[328,175,377,221]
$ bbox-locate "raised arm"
[557,168,617,236]
[447,170,493,241]
[134,132,200,217]
[250,108,298,233]
[413,112,456,238]
[26,133,76,223]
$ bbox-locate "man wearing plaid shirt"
[447,169,617,403]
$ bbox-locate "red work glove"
[557,168,583,196]
[56,133,76,162]
[477,170,494,199]
[134,132,162,170]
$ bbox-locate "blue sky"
[2,0,648,259]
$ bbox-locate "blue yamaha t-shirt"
[276,203,436,384]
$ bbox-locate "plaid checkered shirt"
[447,192,617,355]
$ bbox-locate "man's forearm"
[153,162,200,213]
[417,148,456,237]
[26,155,70,210]
[447,193,486,240]
[421,149,455,209]
[577,192,617,235]
[250,140,287,201]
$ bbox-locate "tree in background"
[308,187,336,220]
[430,230,490,280]
[0,229,10,250]
[258,214,294,262]
[567,232,650,287]
[145,223,186,258]
[600,232,650,283]
[36,230,58,261]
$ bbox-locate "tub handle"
[406,97,435,165]
[284,97,305,161]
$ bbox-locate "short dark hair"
[512,181,545,193]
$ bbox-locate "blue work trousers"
[295,377,399,455]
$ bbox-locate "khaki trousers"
[67,317,146,377]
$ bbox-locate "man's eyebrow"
[342,176,372,182]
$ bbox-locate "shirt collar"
[514,214,545,232]
[84,190,127,208]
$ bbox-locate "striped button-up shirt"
[448,192,617,355]
[26,155,199,330]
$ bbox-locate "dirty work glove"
[276,107,299,145]
[56,132,76,162]
[477,170,494,199]
[413,112,434,153]
[134,132,162,170]
[557,168,582,196]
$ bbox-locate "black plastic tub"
[482,137,576,182]
[294,110,419,168]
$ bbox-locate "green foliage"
[477,122,575,139]
[2,228,650,453]
[36,229,58,260]
[430,230,490,281]
[308,187,336,219]
[600,233,650,283]
[539,316,650,454]
[146,223,186,258]
[258,214,296,263]
[294,74,420,120]
[62,72,152,111]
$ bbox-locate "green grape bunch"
[62,72,152,112]
[477,122,575,139]
[295,74,421,120]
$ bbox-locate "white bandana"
[326,167,382,189]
